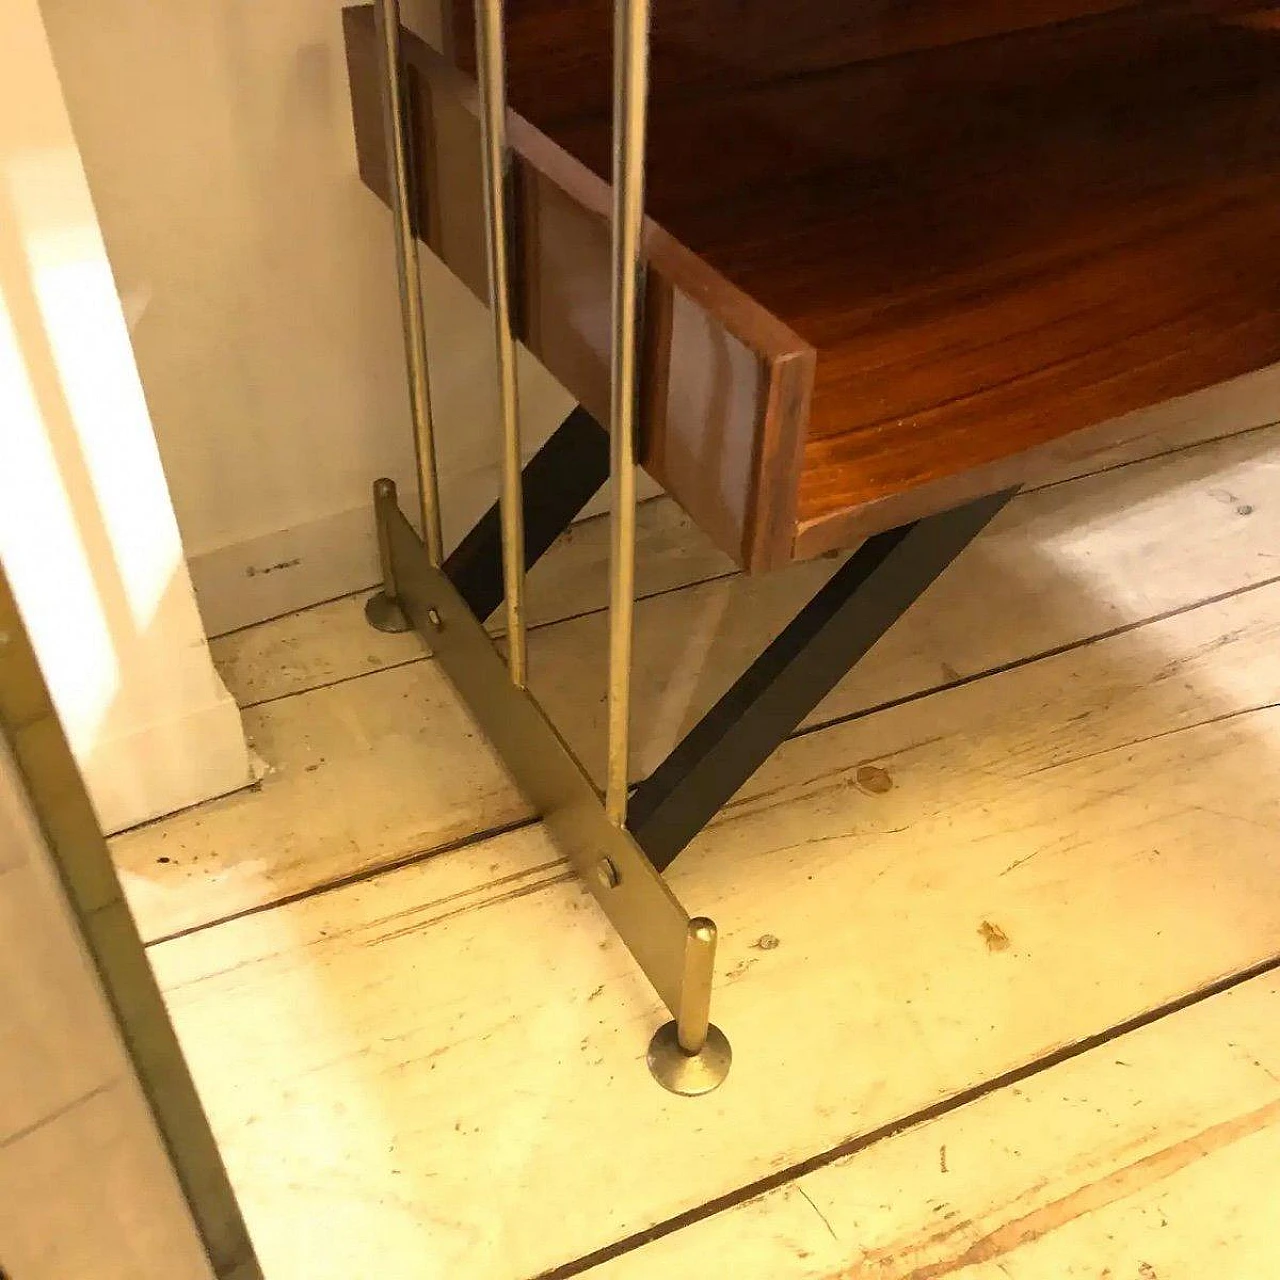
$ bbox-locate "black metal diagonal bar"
[444,406,609,621]
[626,488,1018,871]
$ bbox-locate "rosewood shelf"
[344,1,1280,569]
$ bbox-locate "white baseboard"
[186,464,660,638]
[86,684,253,835]
[188,502,383,638]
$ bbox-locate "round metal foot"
[364,590,412,633]
[646,1021,732,1096]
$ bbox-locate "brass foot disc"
[364,591,412,634]
[646,1021,732,1096]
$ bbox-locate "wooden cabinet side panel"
[522,168,787,564]
[342,6,814,569]
[648,284,770,564]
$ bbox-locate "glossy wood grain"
[347,3,1280,565]
[344,7,811,568]
[443,0,1225,129]
[653,8,1280,551]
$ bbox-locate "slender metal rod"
[473,0,527,685]
[604,0,652,824]
[444,408,609,626]
[677,918,716,1054]
[372,477,400,595]
[375,0,444,566]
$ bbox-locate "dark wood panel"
[444,0,1214,129]
[343,6,813,569]
[351,3,1280,566]
[544,2,1264,211]
[683,12,1280,543]
[545,4,1280,550]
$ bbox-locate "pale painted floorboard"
[210,497,734,708]
[1030,363,1280,487]
[595,970,1280,1280]
[150,583,1280,1278]
[114,425,1280,942]
[210,386,1280,711]
[119,373,1280,1277]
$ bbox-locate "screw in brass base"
[646,1021,732,1096]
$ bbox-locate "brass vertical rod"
[373,477,399,592]
[473,0,527,685]
[604,0,652,823]
[677,918,716,1054]
[375,0,444,566]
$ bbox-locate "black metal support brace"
[436,413,1014,876]
[625,488,1018,871]
[444,406,609,621]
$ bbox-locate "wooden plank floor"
[113,375,1280,1278]
[596,969,1280,1279]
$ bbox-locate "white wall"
[1,0,252,833]
[41,0,579,636]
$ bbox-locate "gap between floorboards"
[144,570,1280,948]
[534,949,1280,1280]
